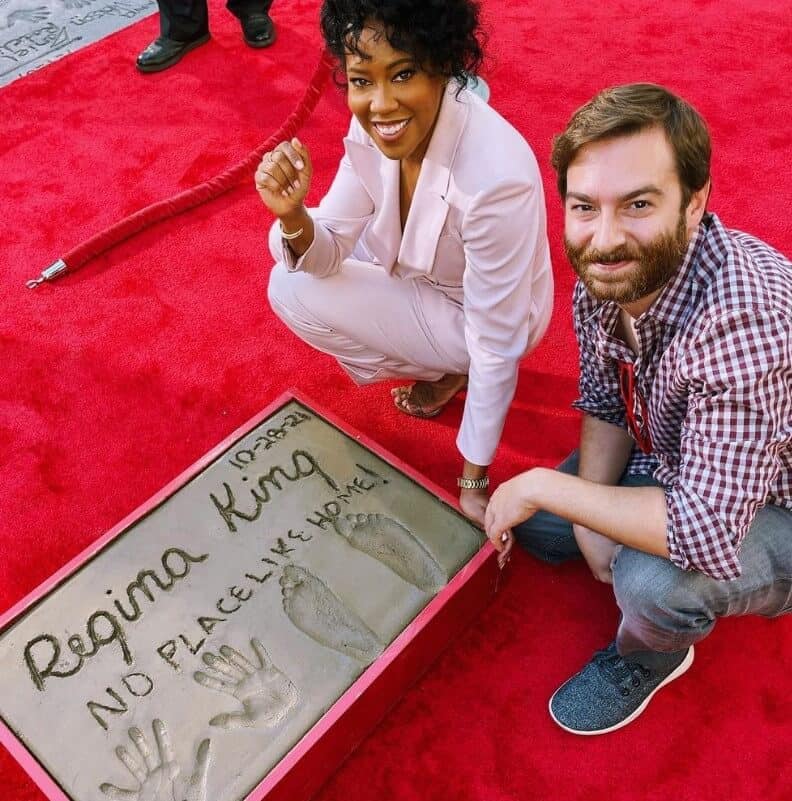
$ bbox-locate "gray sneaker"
[549,641,694,735]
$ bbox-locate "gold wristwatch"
[457,476,489,490]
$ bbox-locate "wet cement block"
[0,394,493,801]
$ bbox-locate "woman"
[256,0,553,524]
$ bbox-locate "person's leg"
[511,452,582,564]
[511,453,658,565]
[157,0,209,41]
[613,503,792,657]
[267,258,470,385]
[550,502,792,734]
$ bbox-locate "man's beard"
[565,214,689,304]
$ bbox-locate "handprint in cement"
[0,4,49,30]
[99,719,211,801]
[193,638,299,730]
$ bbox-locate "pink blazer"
[277,85,554,465]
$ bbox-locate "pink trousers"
[267,258,470,386]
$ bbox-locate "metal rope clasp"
[26,259,68,289]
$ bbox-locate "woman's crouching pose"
[257,0,553,523]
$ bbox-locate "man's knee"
[513,511,579,565]
[613,548,715,636]
[511,452,581,564]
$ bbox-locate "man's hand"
[463,486,515,569]
[255,138,313,219]
[485,473,538,538]
[484,472,539,564]
[459,486,488,527]
[574,524,618,584]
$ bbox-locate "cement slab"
[0,397,484,801]
[0,0,156,87]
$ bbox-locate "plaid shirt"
[572,213,792,580]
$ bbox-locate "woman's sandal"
[394,392,444,418]
[391,376,467,419]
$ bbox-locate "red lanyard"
[618,361,653,454]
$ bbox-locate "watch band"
[457,476,489,490]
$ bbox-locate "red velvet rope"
[61,50,334,273]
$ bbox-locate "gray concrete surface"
[0,399,483,801]
[0,0,156,87]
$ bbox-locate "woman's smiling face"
[344,24,447,163]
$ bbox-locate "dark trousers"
[158,0,274,41]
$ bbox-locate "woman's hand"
[459,486,488,527]
[255,138,313,219]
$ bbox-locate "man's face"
[563,127,698,307]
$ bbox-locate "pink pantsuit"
[268,85,553,466]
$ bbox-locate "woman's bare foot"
[391,374,468,418]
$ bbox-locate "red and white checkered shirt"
[572,213,792,579]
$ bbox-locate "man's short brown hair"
[551,83,711,205]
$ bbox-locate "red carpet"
[2,1,791,799]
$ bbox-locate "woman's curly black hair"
[320,0,484,91]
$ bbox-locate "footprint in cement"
[332,513,447,595]
[280,565,384,666]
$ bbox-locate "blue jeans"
[513,452,792,658]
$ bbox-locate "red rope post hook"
[26,49,335,289]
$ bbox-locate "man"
[136,0,276,73]
[485,83,792,735]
